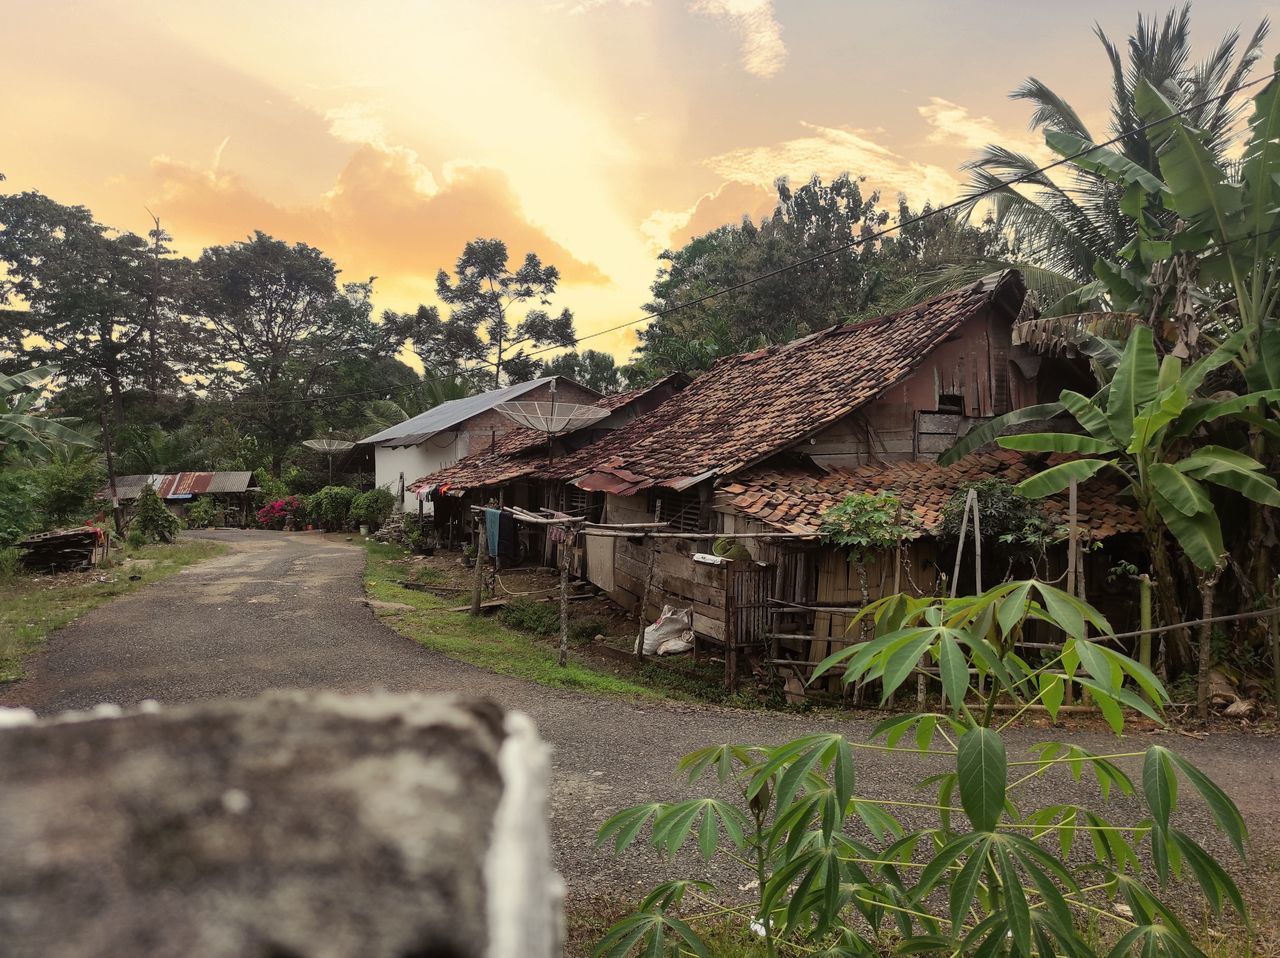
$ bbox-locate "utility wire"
[191,68,1280,410]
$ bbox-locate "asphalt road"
[4,529,1277,921]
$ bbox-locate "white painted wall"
[374,433,464,512]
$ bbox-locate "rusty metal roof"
[105,472,253,501]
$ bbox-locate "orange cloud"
[642,180,775,251]
[149,143,610,304]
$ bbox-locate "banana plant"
[0,366,93,463]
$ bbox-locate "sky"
[2,0,1277,363]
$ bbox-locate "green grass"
[0,537,228,682]
[364,541,735,702]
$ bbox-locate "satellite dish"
[495,401,609,433]
[496,381,609,463]
[303,439,356,454]
[302,438,357,483]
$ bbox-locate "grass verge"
[0,537,228,682]
[364,540,730,702]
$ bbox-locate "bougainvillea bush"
[255,495,306,530]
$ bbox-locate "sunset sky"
[3,0,1275,361]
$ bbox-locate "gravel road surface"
[4,530,1277,919]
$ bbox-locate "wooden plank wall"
[612,537,728,641]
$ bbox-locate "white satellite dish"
[495,382,609,462]
[303,438,356,483]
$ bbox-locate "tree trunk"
[1145,524,1191,677]
[1196,563,1225,722]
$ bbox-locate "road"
[4,529,1277,921]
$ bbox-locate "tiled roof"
[562,272,1027,495]
[721,450,1142,539]
[407,377,686,494]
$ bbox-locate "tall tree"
[189,232,403,476]
[0,192,190,427]
[539,349,624,394]
[399,238,577,387]
[956,3,1268,309]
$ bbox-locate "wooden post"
[1066,479,1079,599]
[1138,574,1153,702]
[634,537,656,662]
[1271,581,1280,711]
[1196,561,1225,722]
[949,491,972,599]
[470,513,488,617]
[971,492,982,595]
[557,524,574,668]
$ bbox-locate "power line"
[195,68,1280,410]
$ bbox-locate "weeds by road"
[363,540,731,702]
[0,538,228,682]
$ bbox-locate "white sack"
[640,605,695,656]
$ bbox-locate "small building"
[102,472,256,524]
[357,377,601,513]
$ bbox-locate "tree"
[0,193,192,427]
[188,232,402,476]
[956,4,1268,310]
[539,349,624,394]
[396,238,577,387]
[635,177,1005,377]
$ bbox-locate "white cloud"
[324,104,439,196]
[704,121,961,204]
[690,0,786,78]
[918,97,1044,158]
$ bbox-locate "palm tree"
[956,3,1268,311]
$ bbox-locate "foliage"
[634,177,1007,377]
[348,487,396,530]
[0,193,190,421]
[131,483,181,544]
[0,366,94,463]
[306,485,357,531]
[0,469,40,546]
[940,479,1060,556]
[597,580,1248,957]
[389,238,577,388]
[568,615,611,645]
[818,492,919,561]
[190,233,405,475]
[954,4,1268,310]
[256,495,306,530]
[539,349,625,393]
[185,497,221,528]
[0,546,20,583]
[35,450,105,526]
[499,598,562,636]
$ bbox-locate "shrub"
[35,452,104,526]
[818,491,920,559]
[0,470,40,546]
[568,615,610,645]
[255,495,305,530]
[186,497,221,528]
[597,580,1249,957]
[125,529,146,550]
[940,477,1058,555]
[499,598,560,636]
[131,483,181,544]
[0,546,21,582]
[348,487,396,530]
[308,485,358,531]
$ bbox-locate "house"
[408,272,1142,690]
[100,472,256,524]
[357,376,601,512]
[407,374,689,552]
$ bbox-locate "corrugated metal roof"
[105,472,253,500]
[358,377,599,448]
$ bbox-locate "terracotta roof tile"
[726,450,1141,539]
[561,272,1026,492]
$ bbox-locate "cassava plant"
[595,579,1248,957]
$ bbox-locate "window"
[937,393,964,414]
[653,488,704,532]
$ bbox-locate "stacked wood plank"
[18,528,104,572]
